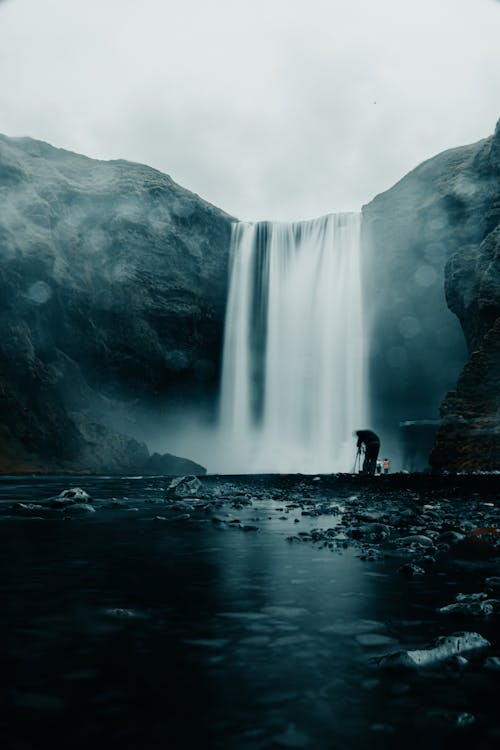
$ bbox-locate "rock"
[438,600,495,616]
[437,530,465,544]
[378,631,490,669]
[426,710,476,729]
[68,413,150,474]
[49,487,92,506]
[455,592,488,602]
[141,452,206,476]
[363,119,500,471]
[431,224,500,472]
[484,656,500,671]
[12,503,44,513]
[103,608,146,619]
[348,523,391,541]
[451,655,469,668]
[166,475,202,498]
[396,508,419,525]
[418,555,436,568]
[485,576,500,591]
[0,133,233,474]
[395,534,434,548]
[59,487,92,501]
[398,563,425,577]
[431,318,500,472]
[2,121,499,474]
[359,547,384,561]
[453,712,476,728]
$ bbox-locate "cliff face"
[429,124,500,471]
[1,124,499,474]
[362,120,500,470]
[0,135,234,473]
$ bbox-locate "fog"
[0,0,499,221]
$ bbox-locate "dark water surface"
[0,475,498,749]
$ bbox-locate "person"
[383,458,390,474]
[355,429,380,475]
[376,459,383,475]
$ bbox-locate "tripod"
[353,446,365,473]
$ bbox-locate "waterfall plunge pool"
[0,473,498,749]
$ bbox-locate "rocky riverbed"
[0,473,499,749]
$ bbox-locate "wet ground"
[0,472,499,749]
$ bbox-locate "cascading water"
[218,213,366,473]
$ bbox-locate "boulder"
[166,475,202,498]
[49,487,93,506]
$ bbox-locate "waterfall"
[218,213,366,474]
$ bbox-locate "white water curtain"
[218,213,366,473]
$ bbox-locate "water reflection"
[0,476,497,749]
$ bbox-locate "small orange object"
[470,527,500,540]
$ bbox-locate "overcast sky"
[0,0,499,221]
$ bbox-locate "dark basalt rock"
[0,134,234,473]
[142,452,206,476]
[363,118,500,470]
[430,192,500,472]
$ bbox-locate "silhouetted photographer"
[354,429,380,475]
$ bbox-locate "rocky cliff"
[1,124,499,474]
[362,120,500,470]
[0,135,234,473]
[429,126,500,471]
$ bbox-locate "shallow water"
[0,475,498,749]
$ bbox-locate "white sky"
[0,0,499,221]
